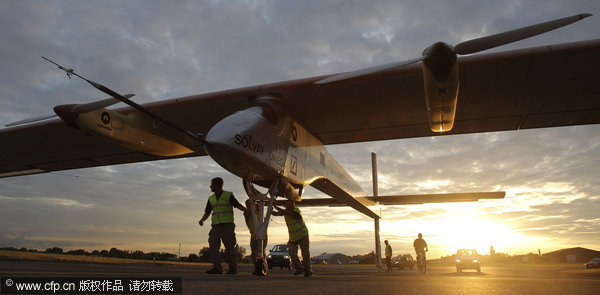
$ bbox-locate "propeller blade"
[315,56,426,84]
[71,93,134,113]
[5,114,57,127]
[315,13,590,84]
[454,13,591,55]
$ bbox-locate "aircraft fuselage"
[204,96,366,197]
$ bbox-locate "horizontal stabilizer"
[292,191,505,207]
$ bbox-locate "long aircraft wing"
[1,39,600,177]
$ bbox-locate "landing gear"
[254,258,268,276]
[243,178,279,277]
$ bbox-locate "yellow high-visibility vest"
[209,191,234,225]
[284,208,308,242]
[385,244,392,257]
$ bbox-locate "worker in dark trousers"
[384,240,393,272]
[199,177,247,274]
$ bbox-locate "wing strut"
[372,152,382,271]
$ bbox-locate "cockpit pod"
[204,95,294,186]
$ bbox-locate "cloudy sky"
[1,0,599,259]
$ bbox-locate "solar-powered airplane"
[1,13,599,275]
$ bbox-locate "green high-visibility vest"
[385,244,392,257]
[209,191,234,225]
[284,208,308,242]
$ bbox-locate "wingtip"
[580,13,592,19]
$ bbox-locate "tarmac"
[2,260,600,295]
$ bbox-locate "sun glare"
[433,215,517,255]
[382,202,546,257]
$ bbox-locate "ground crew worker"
[245,199,268,275]
[199,177,247,274]
[273,200,313,277]
[384,240,393,272]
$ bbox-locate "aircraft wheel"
[255,259,267,276]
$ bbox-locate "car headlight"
[267,255,272,259]
[473,259,479,263]
[284,255,290,259]
[456,259,461,263]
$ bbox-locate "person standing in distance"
[384,240,393,272]
[199,177,247,274]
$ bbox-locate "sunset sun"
[433,215,518,255]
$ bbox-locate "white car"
[455,249,481,273]
[267,244,291,270]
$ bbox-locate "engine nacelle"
[422,42,460,132]
[55,106,194,156]
[422,64,459,132]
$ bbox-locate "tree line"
[0,246,246,263]
[0,246,411,265]
[1,246,178,261]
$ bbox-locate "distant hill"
[543,247,600,263]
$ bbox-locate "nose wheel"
[254,258,268,276]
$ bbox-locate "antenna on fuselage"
[42,56,75,79]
